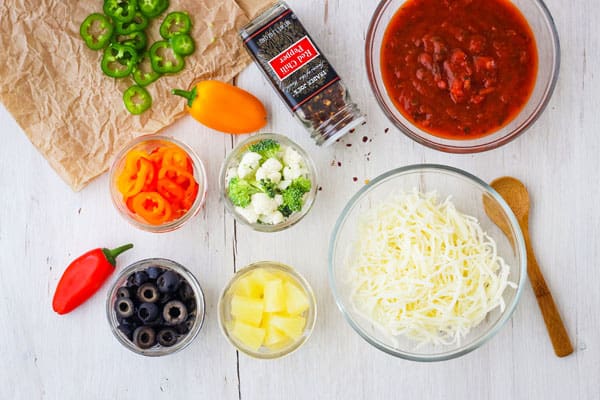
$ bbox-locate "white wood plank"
[0,113,240,399]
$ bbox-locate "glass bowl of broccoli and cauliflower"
[219,133,318,232]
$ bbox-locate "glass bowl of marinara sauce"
[366,0,559,153]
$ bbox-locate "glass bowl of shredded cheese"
[329,164,527,361]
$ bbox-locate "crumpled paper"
[0,0,273,191]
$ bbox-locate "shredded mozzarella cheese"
[349,190,514,346]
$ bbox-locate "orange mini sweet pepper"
[172,80,267,134]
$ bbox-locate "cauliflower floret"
[274,194,284,206]
[278,180,292,190]
[283,147,304,168]
[237,152,262,178]
[261,157,283,172]
[255,157,283,183]
[235,206,258,224]
[255,168,281,184]
[251,193,279,215]
[225,167,238,182]
[283,165,308,181]
[261,211,285,225]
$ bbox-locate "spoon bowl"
[490,177,531,221]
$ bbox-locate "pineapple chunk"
[233,276,262,298]
[263,279,285,312]
[260,313,273,328]
[250,268,279,285]
[264,325,290,349]
[269,315,306,340]
[231,320,266,351]
[231,295,264,326]
[284,281,309,315]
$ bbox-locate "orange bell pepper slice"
[162,147,193,173]
[181,181,199,210]
[148,146,167,169]
[158,165,195,190]
[117,158,154,198]
[157,178,185,204]
[124,150,150,172]
[131,191,173,225]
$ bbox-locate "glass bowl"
[329,165,527,361]
[109,135,207,233]
[219,133,318,232]
[365,0,560,153]
[218,261,317,359]
[106,258,206,357]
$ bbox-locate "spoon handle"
[523,225,574,357]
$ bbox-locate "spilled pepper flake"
[352,177,358,182]
[362,136,368,143]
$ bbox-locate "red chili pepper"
[52,244,134,315]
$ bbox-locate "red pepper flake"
[349,128,356,133]
[346,143,352,147]
[352,177,358,182]
[362,136,368,143]
[318,186,323,191]
[337,161,342,167]
[384,128,389,133]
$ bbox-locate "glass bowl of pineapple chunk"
[218,261,317,359]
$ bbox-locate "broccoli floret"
[277,176,312,217]
[227,177,258,207]
[248,139,280,159]
[278,185,305,217]
[257,179,277,198]
[290,176,311,193]
[227,177,279,207]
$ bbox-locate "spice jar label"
[268,36,320,81]
[243,9,340,111]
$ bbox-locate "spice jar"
[240,1,366,146]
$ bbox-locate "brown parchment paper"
[0,0,273,191]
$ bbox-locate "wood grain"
[490,177,573,357]
[522,223,574,357]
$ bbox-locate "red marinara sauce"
[381,0,538,139]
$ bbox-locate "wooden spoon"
[489,176,573,357]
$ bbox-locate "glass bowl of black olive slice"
[106,258,205,356]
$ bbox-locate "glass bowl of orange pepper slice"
[109,136,207,232]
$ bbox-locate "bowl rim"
[217,261,318,359]
[365,0,561,153]
[218,133,319,232]
[328,164,528,361]
[108,135,208,233]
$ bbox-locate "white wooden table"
[1,0,599,399]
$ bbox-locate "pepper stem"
[172,87,197,108]
[102,243,134,267]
